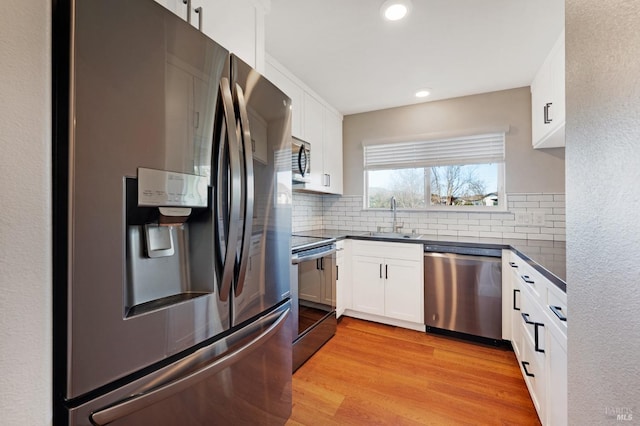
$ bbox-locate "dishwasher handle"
[423,245,502,258]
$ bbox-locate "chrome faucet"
[390,196,402,232]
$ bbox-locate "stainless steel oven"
[291,236,337,371]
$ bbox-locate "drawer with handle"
[546,284,567,338]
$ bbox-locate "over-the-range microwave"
[291,137,310,183]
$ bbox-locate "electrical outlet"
[515,211,546,226]
[532,211,546,226]
[515,211,533,226]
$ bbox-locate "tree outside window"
[367,163,501,209]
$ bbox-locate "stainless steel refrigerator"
[52,1,293,424]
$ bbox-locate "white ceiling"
[265,0,564,115]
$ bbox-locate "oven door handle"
[291,248,337,265]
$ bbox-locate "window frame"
[362,132,507,212]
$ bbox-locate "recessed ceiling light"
[415,89,431,98]
[380,0,412,21]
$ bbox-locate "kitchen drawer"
[520,331,546,420]
[508,252,544,302]
[519,288,547,355]
[352,240,422,261]
[545,285,567,338]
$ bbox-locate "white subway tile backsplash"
[529,233,554,240]
[512,201,541,208]
[540,201,562,208]
[479,231,503,238]
[491,226,515,233]
[508,195,527,202]
[438,218,459,225]
[290,192,565,241]
[458,230,481,238]
[526,194,555,202]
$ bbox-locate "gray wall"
[0,0,52,424]
[566,1,640,423]
[343,87,565,196]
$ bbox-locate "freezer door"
[68,302,292,426]
[230,55,293,325]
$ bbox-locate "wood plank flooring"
[287,317,541,426]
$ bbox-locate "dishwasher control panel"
[423,244,502,258]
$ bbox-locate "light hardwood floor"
[287,317,541,426]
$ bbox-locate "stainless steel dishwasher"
[424,244,502,342]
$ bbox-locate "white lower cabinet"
[505,250,567,426]
[383,257,423,323]
[351,254,385,315]
[546,322,567,426]
[347,241,424,331]
[335,240,350,318]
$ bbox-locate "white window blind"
[363,132,505,170]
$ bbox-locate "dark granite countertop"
[293,228,566,292]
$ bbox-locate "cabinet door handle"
[543,102,553,124]
[385,264,388,280]
[521,312,535,325]
[549,305,567,322]
[521,275,535,285]
[513,289,521,311]
[379,264,382,279]
[534,322,545,353]
[194,6,202,31]
[336,265,339,281]
[182,0,191,24]
[509,261,518,268]
[521,361,535,377]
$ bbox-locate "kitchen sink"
[364,232,423,240]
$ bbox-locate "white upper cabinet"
[163,0,268,71]
[299,92,343,194]
[531,31,565,148]
[303,93,326,190]
[264,55,344,195]
[154,0,188,19]
[323,108,344,194]
[264,61,304,139]
[191,0,267,70]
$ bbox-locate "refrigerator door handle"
[90,306,290,426]
[215,77,242,301]
[232,83,254,297]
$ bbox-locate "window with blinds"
[363,132,505,210]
